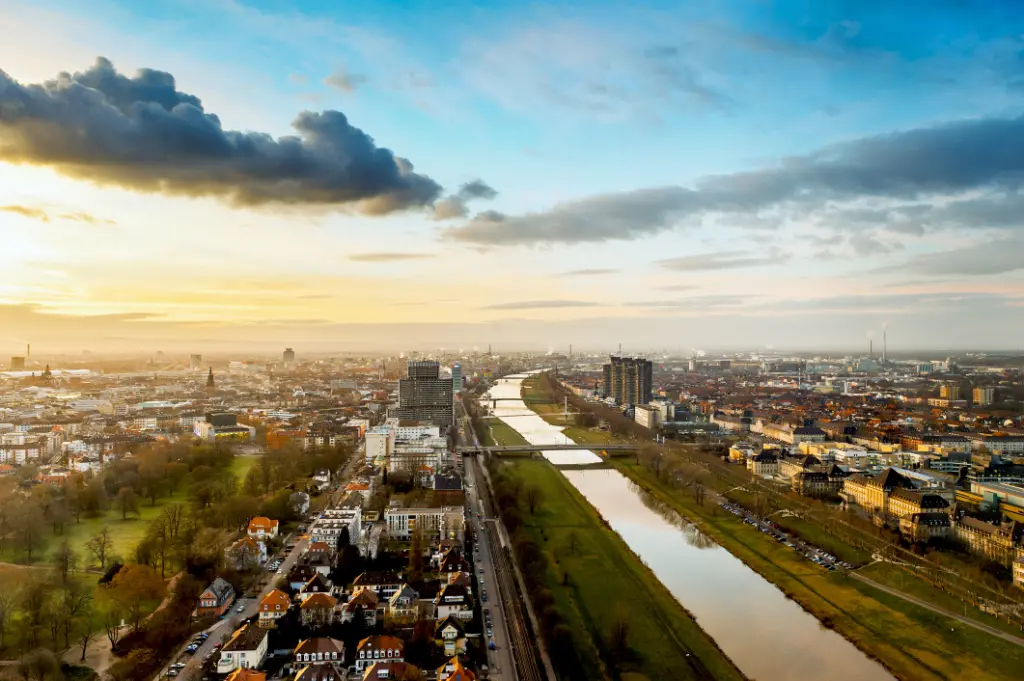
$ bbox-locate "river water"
[487,373,893,681]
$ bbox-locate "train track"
[471,454,546,681]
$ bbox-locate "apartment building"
[600,356,653,406]
[385,503,464,542]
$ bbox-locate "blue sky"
[1,0,1023,352]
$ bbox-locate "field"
[502,457,745,681]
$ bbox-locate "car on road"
[482,593,487,602]
[236,603,246,613]
[166,671,179,678]
[186,644,198,653]
[488,640,496,651]
[276,569,284,574]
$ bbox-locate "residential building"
[226,537,266,571]
[341,588,381,626]
[792,466,848,498]
[396,361,454,427]
[939,383,961,401]
[195,577,235,617]
[634,404,661,430]
[300,592,338,627]
[216,624,269,675]
[600,356,653,405]
[352,571,403,598]
[355,636,405,673]
[435,616,467,657]
[365,427,395,465]
[899,513,952,542]
[363,662,421,680]
[974,386,996,406]
[435,583,472,620]
[258,589,290,627]
[294,665,345,681]
[294,638,345,666]
[310,508,362,548]
[385,503,465,542]
[387,584,420,621]
[1014,553,1024,591]
[437,656,477,681]
[226,670,266,681]
[247,516,279,538]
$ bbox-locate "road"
[166,533,311,681]
[849,572,1024,648]
[464,458,517,681]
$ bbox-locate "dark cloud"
[431,179,498,220]
[0,58,441,213]
[656,251,780,271]
[445,112,1024,245]
[484,300,601,310]
[557,268,619,277]
[324,67,368,93]
[347,252,434,263]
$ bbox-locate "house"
[437,656,476,681]
[288,564,319,591]
[299,573,334,599]
[435,616,467,657]
[226,669,267,681]
[363,661,421,680]
[313,468,332,490]
[291,491,311,515]
[341,588,380,626]
[387,584,420,621]
[1013,553,1024,591]
[300,592,338,627]
[248,516,280,539]
[434,583,472,620]
[355,635,405,673]
[439,552,469,575]
[258,589,291,627]
[226,537,267,571]
[294,664,346,681]
[195,577,235,617]
[307,541,333,558]
[302,552,333,577]
[216,623,269,674]
[352,571,403,598]
[294,637,345,666]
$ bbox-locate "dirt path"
[850,572,1024,648]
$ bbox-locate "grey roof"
[206,577,234,602]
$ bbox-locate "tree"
[16,648,61,681]
[115,487,140,519]
[55,538,78,583]
[608,607,630,661]
[525,484,543,515]
[337,525,351,552]
[104,564,165,634]
[566,531,581,556]
[13,502,46,563]
[101,599,124,650]
[86,527,114,570]
[0,583,14,651]
[60,582,92,649]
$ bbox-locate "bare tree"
[566,531,581,556]
[86,526,114,570]
[55,538,78,583]
[525,484,543,515]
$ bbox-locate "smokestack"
[870,339,873,358]
[26,343,30,359]
[883,330,887,363]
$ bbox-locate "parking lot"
[718,500,853,572]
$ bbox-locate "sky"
[1,0,1024,354]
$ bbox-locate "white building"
[310,509,362,549]
[634,404,661,430]
[365,427,395,465]
[385,504,464,542]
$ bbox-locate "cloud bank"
[445,113,1024,245]
[0,58,441,214]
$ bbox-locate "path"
[850,572,1024,648]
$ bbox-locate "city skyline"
[3,0,1024,352]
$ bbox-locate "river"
[487,373,893,681]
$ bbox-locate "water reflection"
[490,373,893,681]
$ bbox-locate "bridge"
[457,443,637,455]
[488,397,551,405]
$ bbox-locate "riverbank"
[500,456,747,681]
[517,375,1024,680]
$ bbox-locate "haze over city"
[2,0,1023,353]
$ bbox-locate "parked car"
[236,603,246,613]
[488,640,496,651]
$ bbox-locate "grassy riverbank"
[502,457,746,681]
[519,374,1024,681]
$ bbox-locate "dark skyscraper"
[396,360,454,427]
[283,347,296,364]
[601,356,653,405]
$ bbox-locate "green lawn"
[506,458,745,681]
[230,455,259,484]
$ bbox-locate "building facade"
[396,362,454,427]
[600,356,653,405]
